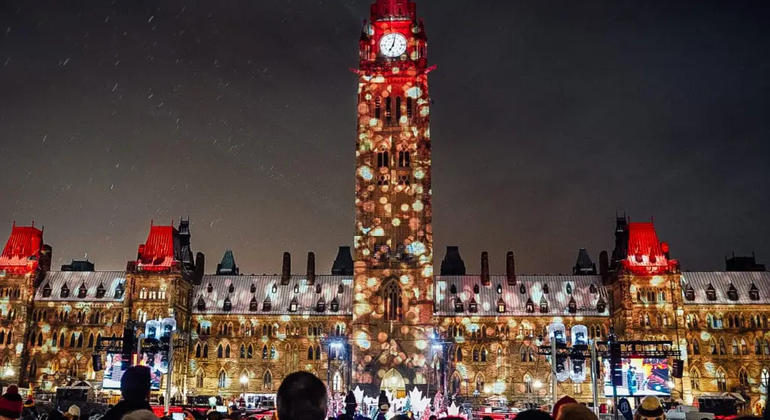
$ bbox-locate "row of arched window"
[194,341,328,362]
[31,330,112,350]
[689,366,768,392]
[445,323,607,341]
[689,337,770,357]
[687,313,770,330]
[634,287,667,303]
[27,357,98,382]
[372,96,416,126]
[194,321,347,338]
[138,287,166,300]
[0,287,22,299]
[195,369,275,391]
[42,309,116,325]
[0,329,13,346]
[638,312,670,328]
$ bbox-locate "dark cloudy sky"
[1,0,768,274]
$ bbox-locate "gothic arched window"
[383,281,403,322]
[218,370,227,388]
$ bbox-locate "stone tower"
[351,0,434,397]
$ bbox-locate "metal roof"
[193,275,353,315]
[680,271,770,305]
[434,275,609,317]
[35,271,126,302]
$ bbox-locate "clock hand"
[391,37,396,51]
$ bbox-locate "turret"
[440,246,466,275]
[332,246,354,276]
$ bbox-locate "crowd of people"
[0,369,766,420]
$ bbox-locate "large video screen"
[102,353,125,389]
[604,358,670,397]
[102,353,162,390]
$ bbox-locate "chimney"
[307,252,316,285]
[506,251,516,286]
[480,251,490,286]
[599,251,610,284]
[193,252,205,285]
[281,252,291,285]
[40,244,53,272]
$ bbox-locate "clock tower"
[352,0,434,397]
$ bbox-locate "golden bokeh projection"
[351,0,434,396]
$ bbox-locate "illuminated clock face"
[380,33,407,58]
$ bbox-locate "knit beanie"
[0,385,24,419]
[633,396,665,420]
[552,396,578,419]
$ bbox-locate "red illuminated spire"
[371,0,416,21]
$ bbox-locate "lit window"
[384,281,403,321]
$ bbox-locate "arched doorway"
[381,368,406,399]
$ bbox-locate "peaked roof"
[622,222,677,274]
[134,224,179,272]
[681,271,770,304]
[574,248,596,274]
[35,271,126,302]
[435,275,609,317]
[371,0,416,21]
[0,224,44,274]
[216,250,238,275]
[193,275,353,315]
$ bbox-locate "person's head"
[119,410,158,420]
[0,385,24,420]
[65,406,81,420]
[512,411,553,420]
[276,372,327,420]
[482,416,494,420]
[555,404,597,420]
[428,416,436,420]
[552,396,577,419]
[121,366,152,402]
[633,396,664,420]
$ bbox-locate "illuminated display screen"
[604,358,670,397]
[102,353,161,390]
[102,353,125,389]
[138,353,163,390]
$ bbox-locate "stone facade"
[0,1,768,417]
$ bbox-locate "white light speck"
[42,135,47,143]
[148,16,154,23]
[62,57,70,66]
[112,83,118,92]
[148,94,154,99]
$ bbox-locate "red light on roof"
[0,224,43,274]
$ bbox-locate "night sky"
[1,0,768,274]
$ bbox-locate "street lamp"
[533,380,542,408]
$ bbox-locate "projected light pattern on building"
[0,0,768,416]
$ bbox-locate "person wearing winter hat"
[20,398,36,420]
[551,396,578,419]
[633,396,665,420]
[0,385,24,420]
[556,404,597,420]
